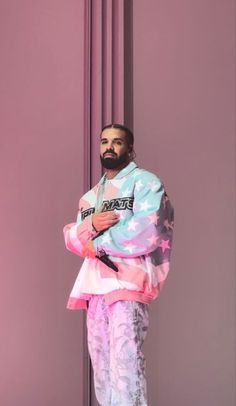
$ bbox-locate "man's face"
[100,128,130,170]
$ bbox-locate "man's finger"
[103,219,119,227]
[99,216,119,224]
[99,211,119,219]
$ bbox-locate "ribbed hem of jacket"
[67,289,155,310]
[67,297,88,310]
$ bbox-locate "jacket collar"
[99,161,138,184]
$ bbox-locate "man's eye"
[115,141,122,145]
[101,140,107,144]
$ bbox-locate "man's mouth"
[104,153,116,158]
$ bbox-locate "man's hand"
[92,205,119,232]
[82,240,96,258]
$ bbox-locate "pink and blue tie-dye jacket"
[63,162,174,310]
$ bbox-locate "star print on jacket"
[63,162,174,310]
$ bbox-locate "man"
[63,124,174,406]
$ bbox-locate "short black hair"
[101,123,134,146]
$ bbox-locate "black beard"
[100,152,128,169]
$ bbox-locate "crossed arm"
[63,203,120,258]
[82,206,119,257]
[64,174,172,260]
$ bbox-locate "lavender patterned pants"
[87,296,149,406]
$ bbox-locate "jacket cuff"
[86,216,99,239]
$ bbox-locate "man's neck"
[104,161,129,180]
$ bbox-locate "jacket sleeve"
[93,174,174,258]
[63,199,98,257]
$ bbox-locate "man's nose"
[106,142,114,150]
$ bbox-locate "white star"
[128,218,138,231]
[135,179,143,192]
[101,234,112,244]
[147,234,159,246]
[140,200,152,211]
[148,181,159,192]
[124,242,137,253]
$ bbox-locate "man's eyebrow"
[100,137,125,142]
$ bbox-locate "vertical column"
[124,0,133,130]
[84,0,133,186]
[83,2,92,405]
[83,0,92,191]
[90,0,103,183]
[112,0,125,123]
[83,2,133,404]
[102,0,113,124]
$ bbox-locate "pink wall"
[133,1,235,405]
[0,1,87,405]
[0,1,235,405]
